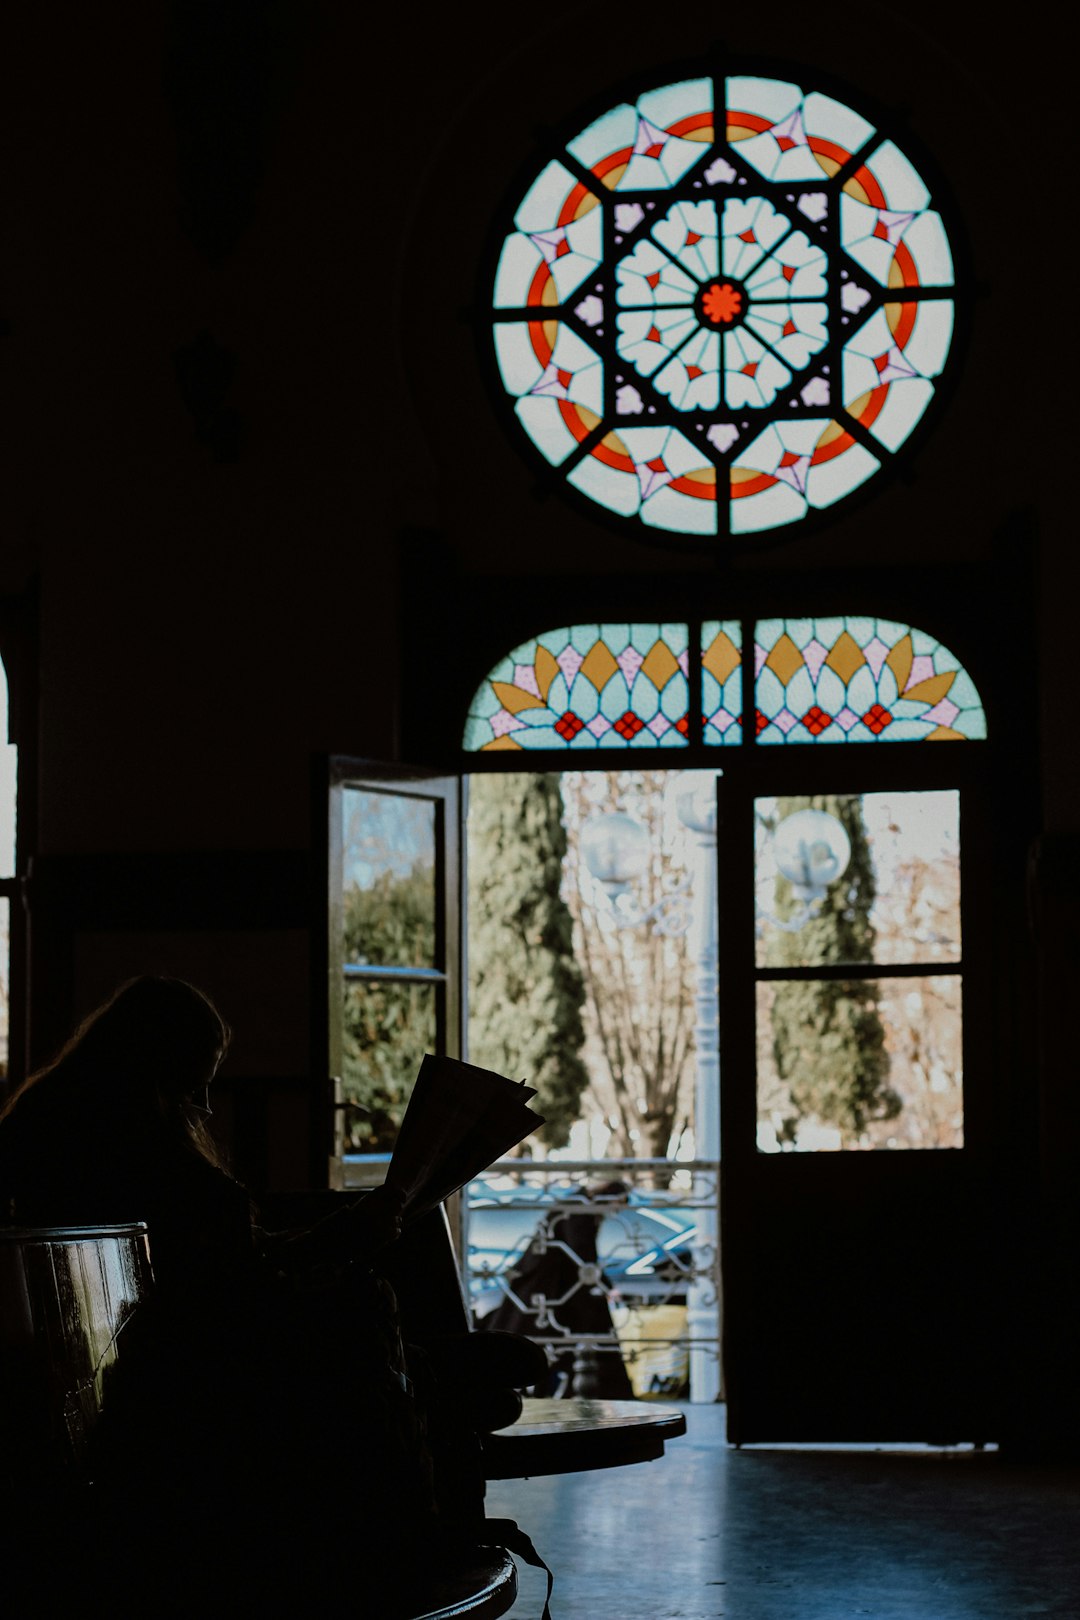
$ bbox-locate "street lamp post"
[580,771,723,1403]
[671,772,723,1405]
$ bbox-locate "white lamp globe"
[772,809,851,898]
[580,812,650,898]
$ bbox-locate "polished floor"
[486,1405,1080,1619]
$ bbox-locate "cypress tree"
[467,772,589,1150]
[766,794,899,1144]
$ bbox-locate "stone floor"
[485,1405,1080,1619]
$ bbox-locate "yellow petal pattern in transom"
[640,640,680,690]
[580,640,619,691]
[903,671,956,706]
[703,630,740,686]
[886,633,913,694]
[765,633,805,686]
[492,680,545,715]
[482,735,524,751]
[926,726,964,742]
[825,630,866,685]
[534,646,559,704]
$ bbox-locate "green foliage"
[766,795,899,1143]
[467,773,589,1149]
[342,865,436,1153]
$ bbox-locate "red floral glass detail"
[801,706,832,735]
[755,709,768,735]
[614,710,645,739]
[555,711,585,740]
[675,714,690,736]
[862,704,893,734]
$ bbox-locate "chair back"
[0,1223,154,1490]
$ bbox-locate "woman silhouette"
[0,977,432,1613]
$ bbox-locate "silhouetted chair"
[404,1547,518,1619]
[0,1218,525,1617]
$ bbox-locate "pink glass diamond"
[618,647,644,682]
[905,653,935,691]
[647,714,671,736]
[775,709,798,734]
[708,708,736,732]
[924,698,960,728]
[491,709,524,738]
[557,646,584,681]
[513,663,541,697]
[835,707,859,732]
[864,636,890,679]
[587,715,611,737]
[803,639,828,680]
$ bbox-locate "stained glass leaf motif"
[753,617,986,743]
[490,71,957,542]
[463,624,692,750]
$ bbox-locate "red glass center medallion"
[701,281,744,326]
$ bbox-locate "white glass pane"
[341,788,437,970]
[757,973,963,1152]
[756,791,961,968]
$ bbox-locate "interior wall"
[1,6,1074,1262]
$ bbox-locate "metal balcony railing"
[464,1158,721,1402]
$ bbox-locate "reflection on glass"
[755,790,961,968]
[342,789,437,969]
[342,981,437,1153]
[0,896,8,1080]
[756,975,962,1151]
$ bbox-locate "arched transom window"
[464,618,985,752]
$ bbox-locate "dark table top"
[480,1397,688,1480]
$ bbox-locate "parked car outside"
[466,1178,697,1317]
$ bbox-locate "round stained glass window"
[489,69,959,544]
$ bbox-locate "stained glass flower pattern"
[490,72,957,543]
[464,624,693,751]
[754,618,986,743]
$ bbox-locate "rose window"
[489,71,958,544]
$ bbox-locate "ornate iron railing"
[463,1158,721,1401]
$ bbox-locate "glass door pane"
[753,790,963,1152]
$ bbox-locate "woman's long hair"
[0,975,232,1168]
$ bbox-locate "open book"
[384,1053,545,1225]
